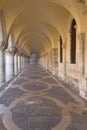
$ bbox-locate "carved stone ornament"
[5,47,17,55]
[0,42,8,51]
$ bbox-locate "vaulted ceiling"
[0,0,85,57]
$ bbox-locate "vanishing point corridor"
[0,63,87,130]
[0,0,87,130]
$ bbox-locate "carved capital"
[5,47,17,55]
[13,47,17,55]
[0,42,8,52]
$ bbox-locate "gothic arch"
[60,36,63,63]
[70,18,76,64]
[0,10,7,42]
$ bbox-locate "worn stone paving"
[0,63,87,130]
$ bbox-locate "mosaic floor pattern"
[0,63,87,130]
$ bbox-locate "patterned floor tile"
[0,63,87,130]
[11,97,62,130]
[0,88,24,106]
[23,82,48,91]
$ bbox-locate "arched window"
[70,19,76,64]
[60,36,63,63]
[0,21,3,45]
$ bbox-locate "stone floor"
[0,63,87,130]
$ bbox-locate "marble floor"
[0,63,87,130]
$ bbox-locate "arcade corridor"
[0,63,87,130]
[0,0,87,129]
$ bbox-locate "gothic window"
[0,21,3,44]
[70,19,76,64]
[60,36,63,63]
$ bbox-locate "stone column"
[63,40,67,78]
[23,57,25,67]
[24,56,26,67]
[22,56,25,69]
[21,55,23,69]
[20,55,22,69]
[78,33,85,76]
[14,52,18,74]
[21,55,24,70]
[78,33,85,97]
[0,43,7,83]
[79,5,87,99]
[5,47,16,81]
[51,49,54,73]
[18,54,21,72]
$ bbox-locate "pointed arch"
[0,20,3,44]
[70,18,76,64]
[60,36,63,63]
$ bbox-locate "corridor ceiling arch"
[14,24,56,56]
[20,38,48,56]
[7,2,71,40]
[15,24,54,48]
[18,33,51,53]
[0,0,85,57]
[2,0,84,33]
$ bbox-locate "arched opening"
[70,19,76,64]
[0,21,3,44]
[60,36,63,63]
[29,53,39,64]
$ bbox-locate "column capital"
[0,42,8,52]
[5,47,17,55]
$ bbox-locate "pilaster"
[78,33,85,76]
[51,48,58,75]
[79,5,87,99]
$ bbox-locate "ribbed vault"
[0,0,85,57]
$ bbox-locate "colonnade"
[0,43,29,84]
[0,1,87,100]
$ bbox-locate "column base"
[79,77,87,99]
[80,89,87,99]
[52,68,58,76]
[0,80,5,87]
